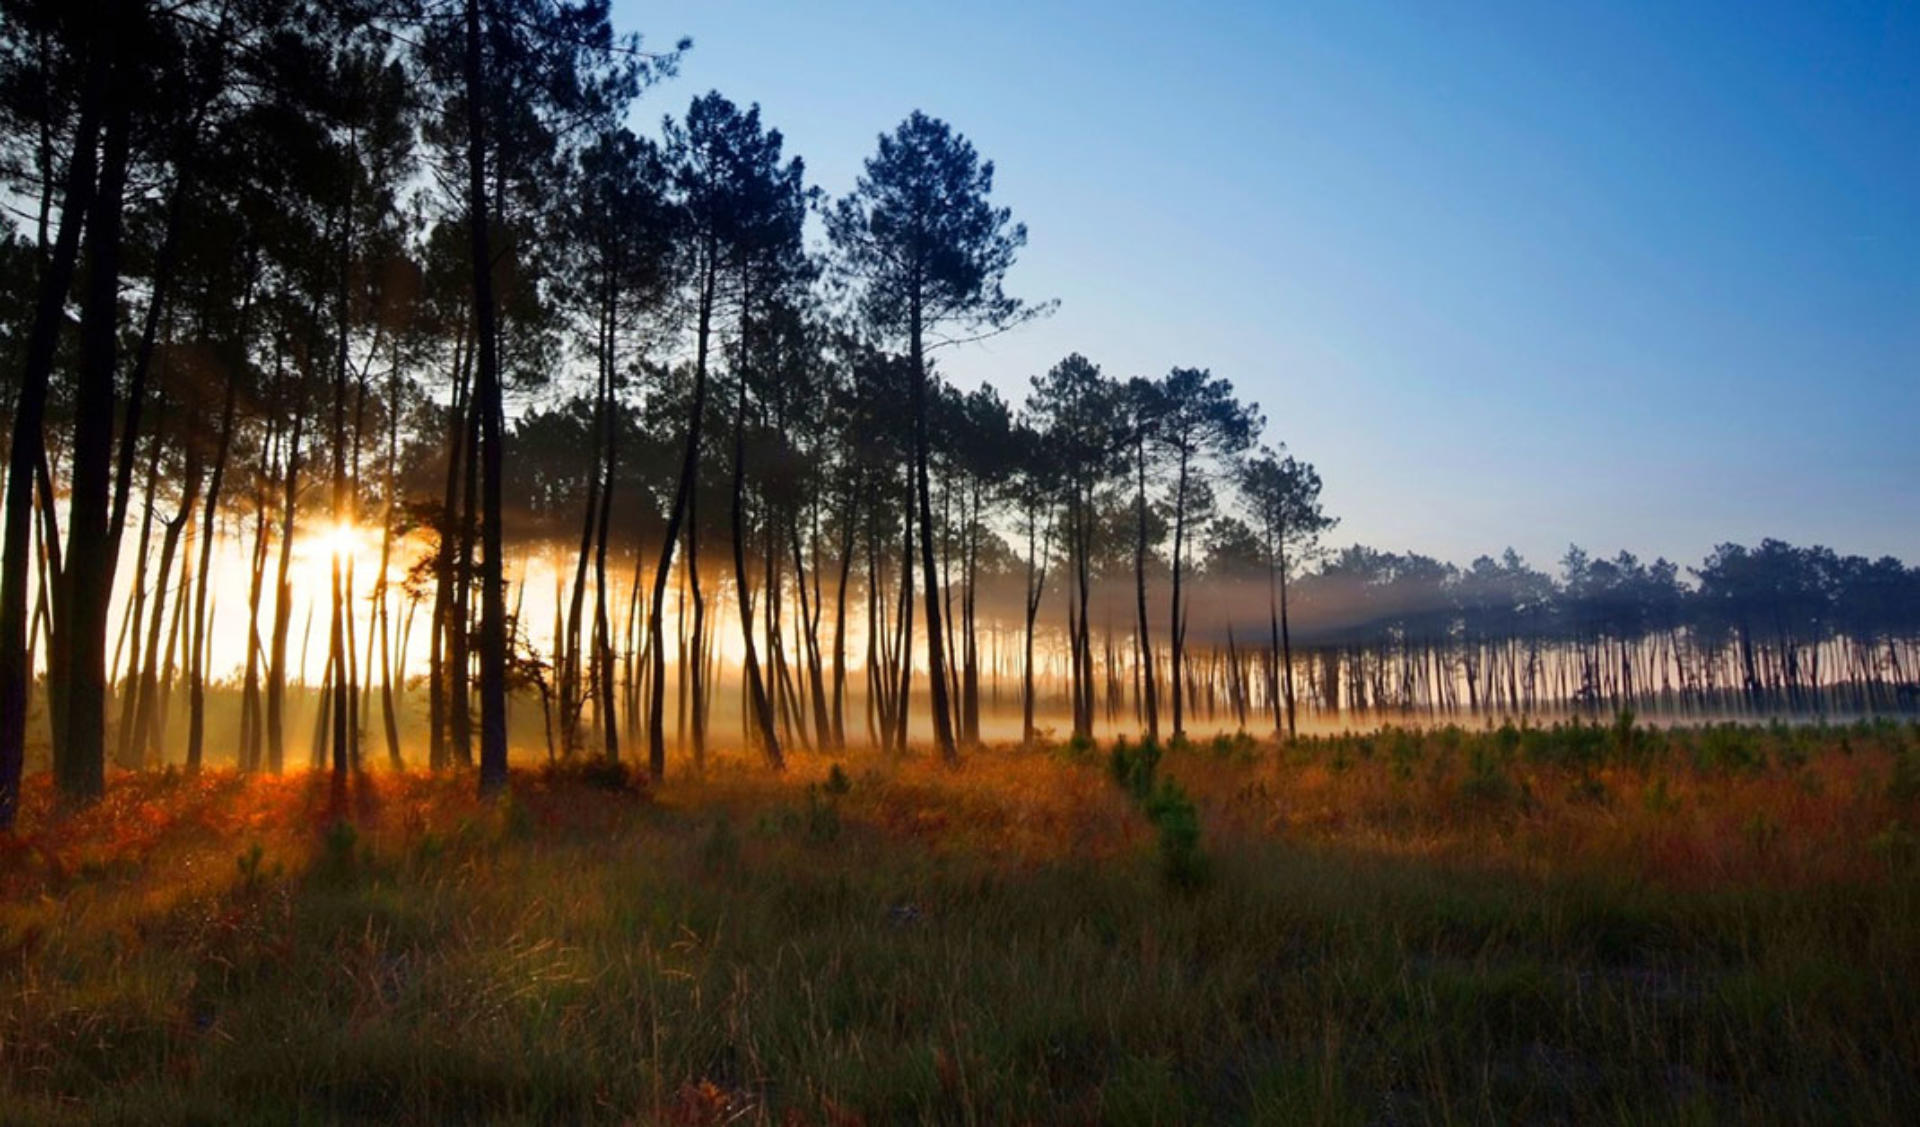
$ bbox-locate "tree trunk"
[2,12,105,826]
[113,415,164,767]
[266,406,302,773]
[55,47,133,804]
[647,246,714,779]
[1279,535,1297,740]
[1167,451,1190,739]
[593,293,620,762]
[1133,438,1158,742]
[729,321,781,768]
[829,481,857,749]
[465,0,508,796]
[186,370,238,771]
[377,361,402,769]
[908,296,957,763]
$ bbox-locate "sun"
[312,521,372,561]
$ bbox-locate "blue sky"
[618,0,1918,572]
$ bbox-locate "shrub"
[312,820,365,887]
[1107,738,1208,890]
[1493,720,1522,758]
[1064,732,1097,761]
[1460,746,1516,807]
[541,756,637,793]
[1695,724,1765,773]
[235,842,279,894]
[1108,739,1162,803]
[1388,728,1421,781]
[1208,730,1258,762]
[1610,708,1642,762]
[1144,779,1210,891]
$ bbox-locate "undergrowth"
[0,720,1913,1123]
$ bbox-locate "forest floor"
[1,718,1917,1124]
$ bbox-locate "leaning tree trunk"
[1,13,106,826]
[561,414,600,755]
[647,247,714,779]
[129,453,196,767]
[113,417,164,767]
[186,370,238,772]
[376,362,402,770]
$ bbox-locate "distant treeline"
[3,0,1914,825]
[1144,539,1920,729]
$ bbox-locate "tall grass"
[1,719,1915,1122]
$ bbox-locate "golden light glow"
[309,521,375,563]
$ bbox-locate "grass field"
[2,717,1917,1123]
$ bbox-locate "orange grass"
[0,719,1915,1122]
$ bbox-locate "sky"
[616,0,1918,572]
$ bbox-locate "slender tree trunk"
[465,0,508,796]
[113,416,164,767]
[266,407,302,773]
[1133,438,1158,742]
[960,480,981,745]
[34,450,68,758]
[1020,501,1051,745]
[239,430,271,771]
[154,559,192,762]
[895,485,913,753]
[1279,536,1297,740]
[108,442,155,696]
[429,336,469,769]
[561,413,599,754]
[377,362,402,769]
[687,510,708,764]
[829,481,857,749]
[451,391,479,766]
[1166,452,1191,739]
[106,180,188,567]
[186,370,238,771]
[131,457,197,766]
[907,297,957,762]
[729,319,781,767]
[790,520,830,750]
[648,248,714,779]
[594,292,620,762]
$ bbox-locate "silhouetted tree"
[828,111,1043,764]
[1242,450,1334,737]
[1151,368,1258,738]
